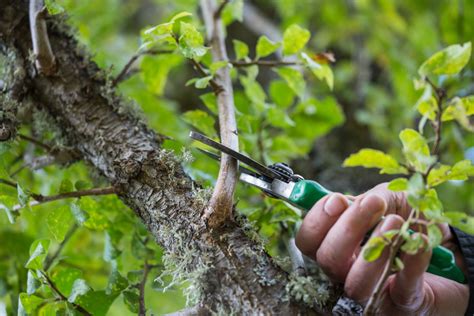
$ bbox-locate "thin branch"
[426,77,446,157]
[12,186,117,211]
[364,210,417,315]
[18,133,52,151]
[44,224,78,271]
[29,0,56,75]
[40,271,91,315]
[230,60,300,68]
[111,49,173,87]
[213,0,230,20]
[138,259,150,316]
[200,0,239,227]
[190,59,224,93]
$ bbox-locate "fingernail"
[324,194,347,217]
[360,194,386,218]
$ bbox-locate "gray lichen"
[285,272,331,309]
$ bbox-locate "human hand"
[295,183,469,315]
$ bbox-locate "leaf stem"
[40,270,91,315]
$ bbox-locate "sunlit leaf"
[282,24,310,56]
[25,239,50,270]
[427,224,442,247]
[233,39,249,60]
[275,67,306,98]
[45,0,65,15]
[399,128,434,173]
[387,178,408,191]
[343,149,408,174]
[363,236,386,262]
[19,293,43,314]
[51,267,83,297]
[301,52,334,90]
[419,42,471,76]
[256,36,281,59]
[443,212,474,235]
[47,205,74,241]
[178,22,208,59]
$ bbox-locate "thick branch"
[200,0,239,228]
[29,0,56,75]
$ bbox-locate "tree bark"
[0,1,330,314]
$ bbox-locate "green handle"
[289,179,466,284]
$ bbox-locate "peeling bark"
[0,1,331,314]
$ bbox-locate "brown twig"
[40,271,91,315]
[29,0,56,75]
[18,133,52,151]
[112,49,173,86]
[425,77,446,157]
[230,60,300,68]
[44,224,78,271]
[200,0,239,227]
[190,59,224,93]
[213,0,230,20]
[13,186,117,211]
[138,259,150,316]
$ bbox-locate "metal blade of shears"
[196,148,260,177]
[189,131,282,180]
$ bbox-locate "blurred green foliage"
[1,0,473,314]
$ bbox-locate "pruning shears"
[190,131,466,284]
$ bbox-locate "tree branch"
[12,186,117,211]
[200,0,239,228]
[112,49,173,87]
[230,60,300,68]
[138,259,150,316]
[29,0,56,75]
[40,271,91,315]
[213,0,230,20]
[18,133,52,151]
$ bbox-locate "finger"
[344,214,405,303]
[388,234,431,310]
[362,183,412,218]
[316,194,386,282]
[296,193,349,257]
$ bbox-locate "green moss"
[285,272,331,309]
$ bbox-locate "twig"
[138,259,150,316]
[190,59,224,93]
[200,0,239,227]
[44,224,78,271]
[230,60,300,68]
[364,210,417,315]
[18,133,52,151]
[13,186,117,211]
[213,0,230,20]
[112,49,173,86]
[40,271,91,315]
[29,0,56,75]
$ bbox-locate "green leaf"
[27,271,41,295]
[194,76,213,89]
[209,61,229,75]
[44,0,65,15]
[68,279,91,303]
[415,86,437,121]
[141,54,182,96]
[441,96,474,131]
[183,110,216,137]
[51,267,83,297]
[399,128,433,173]
[275,67,306,98]
[75,290,116,316]
[104,230,122,262]
[0,196,18,223]
[443,212,474,235]
[419,42,471,76]
[256,36,281,59]
[141,22,175,48]
[106,269,128,296]
[393,257,405,272]
[428,160,474,186]
[71,202,89,225]
[239,75,267,110]
[233,39,249,60]
[270,80,295,109]
[427,224,443,247]
[222,0,244,24]
[74,180,91,191]
[73,198,109,231]
[17,184,29,207]
[343,149,408,174]
[267,106,295,128]
[401,233,425,255]
[19,293,43,314]
[170,11,192,22]
[301,52,334,90]
[47,206,74,241]
[282,24,310,56]
[178,22,207,59]
[200,93,217,114]
[363,236,386,262]
[123,288,140,313]
[25,239,50,270]
[388,178,408,191]
[59,179,73,194]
